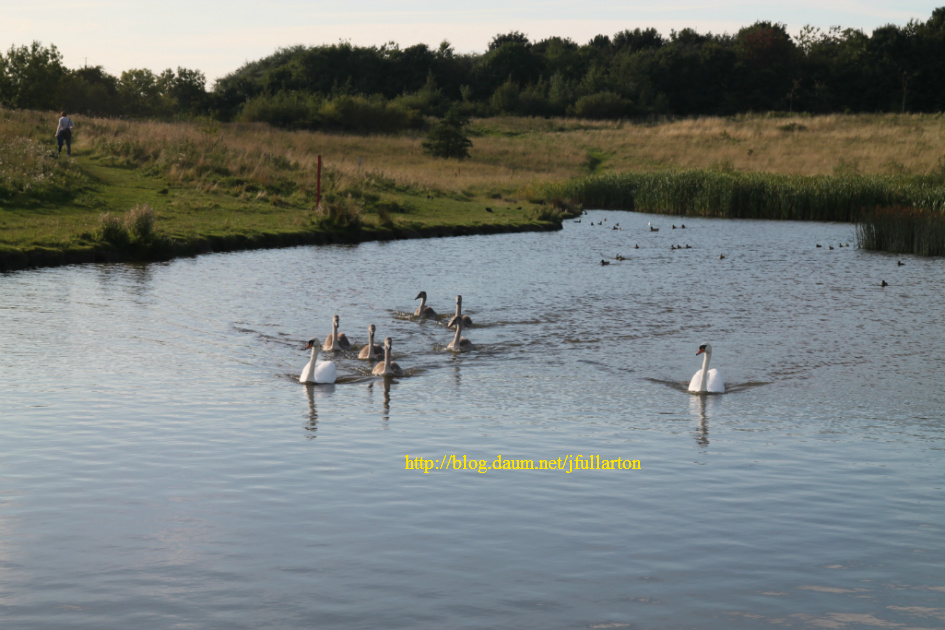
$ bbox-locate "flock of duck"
[299,292,473,385]
[299,291,724,393]
[592,218,708,265]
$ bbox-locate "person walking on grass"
[55,112,75,157]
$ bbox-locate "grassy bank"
[3,109,945,270]
[0,109,568,271]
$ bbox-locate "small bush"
[314,194,362,231]
[125,204,156,243]
[98,212,128,245]
[97,205,163,249]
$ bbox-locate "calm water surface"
[1,211,942,629]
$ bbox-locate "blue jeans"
[57,131,71,156]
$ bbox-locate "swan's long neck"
[699,349,711,392]
[329,319,338,349]
[450,316,463,347]
[384,343,392,372]
[310,345,320,363]
[455,296,462,319]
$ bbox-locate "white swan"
[414,291,437,318]
[688,343,725,393]
[322,314,350,351]
[447,308,472,351]
[358,324,384,360]
[300,337,337,384]
[372,337,404,377]
[447,294,473,329]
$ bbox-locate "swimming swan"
[414,291,437,318]
[447,309,472,351]
[358,324,384,360]
[300,338,337,384]
[688,343,725,393]
[322,314,350,351]
[372,337,404,377]
[447,294,473,329]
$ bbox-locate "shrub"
[97,212,128,245]
[571,92,632,119]
[237,91,322,129]
[318,95,420,133]
[97,205,163,249]
[422,107,472,159]
[314,194,362,231]
[124,203,156,243]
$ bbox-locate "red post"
[316,154,322,209]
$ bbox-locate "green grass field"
[0,111,563,270]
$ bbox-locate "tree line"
[1,8,943,130]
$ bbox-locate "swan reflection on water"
[303,381,336,439]
[367,378,392,424]
[689,394,713,447]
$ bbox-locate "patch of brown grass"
[18,109,945,204]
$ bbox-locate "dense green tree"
[490,78,521,114]
[867,22,922,112]
[733,22,798,111]
[488,31,530,51]
[4,8,945,126]
[208,10,945,123]
[613,28,665,52]
[161,67,209,115]
[422,106,472,159]
[119,68,165,115]
[916,8,945,110]
[60,65,121,116]
[533,36,585,82]
[473,40,543,96]
[0,41,67,110]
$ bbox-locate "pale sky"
[1,1,938,87]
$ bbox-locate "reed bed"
[857,207,945,256]
[541,170,945,221]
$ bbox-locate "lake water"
[1,211,942,630]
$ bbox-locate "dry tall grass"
[479,113,945,177]
[71,112,945,202]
